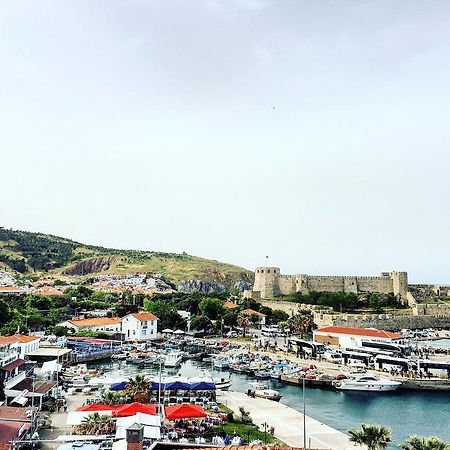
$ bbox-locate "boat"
[332,373,402,392]
[164,351,183,367]
[214,377,232,390]
[254,370,271,380]
[213,358,230,370]
[248,382,282,401]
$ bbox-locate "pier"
[219,390,362,450]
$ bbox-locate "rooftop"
[0,335,40,346]
[223,301,239,309]
[130,312,159,321]
[68,317,122,327]
[241,309,266,317]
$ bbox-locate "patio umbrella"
[110,381,128,391]
[76,404,118,412]
[164,403,207,420]
[173,329,185,335]
[162,329,174,333]
[114,402,157,417]
[190,381,215,390]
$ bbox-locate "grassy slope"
[0,228,253,285]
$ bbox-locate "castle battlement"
[252,267,409,304]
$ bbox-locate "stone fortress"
[251,267,409,303]
[244,266,450,329]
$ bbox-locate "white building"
[313,326,403,348]
[58,317,122,333]
[121,312,159,341]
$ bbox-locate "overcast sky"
[1,0,450,283]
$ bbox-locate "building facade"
[121,312,159,341]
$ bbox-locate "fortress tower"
[253,267,281,299]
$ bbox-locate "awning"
[2,358,25,372]
[11,390,29,406]
[110,381,128,391]
[164,403,207,420]
[114,403,157,417]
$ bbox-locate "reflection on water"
[89,359,450,447]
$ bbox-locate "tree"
[125,375,151,403]
[74,413,115,435]
[348,424,392,450]
[288,313,313,337]
[0,299,11,326]
[238,406,252,424]
[190,315,213,333]
[100,390,124,406]
[237,313,251,337]
[399,436,450,450]
[199,298,224,320]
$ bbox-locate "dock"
[219,390,362,450]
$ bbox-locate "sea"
[89,340,450,448]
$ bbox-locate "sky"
[1,0,450,283]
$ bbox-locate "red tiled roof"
[0,335,39,346]
[0,287,24,293]
[131,312,159,321]
[223,301,239,309]
[241,309,266,317]
[68,317,121,327]
[315,326,402,339]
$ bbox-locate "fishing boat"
[332,373,402,392]
[248,382,282,401]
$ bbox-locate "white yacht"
[248,382,282,401]
[332,373,401,392]
[164,351,183,367]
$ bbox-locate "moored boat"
[332,373,402,392]
[248,382,282,401]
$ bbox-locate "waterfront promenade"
[220,390,363,450]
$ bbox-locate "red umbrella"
[165,403,207,420]
[114,402,157,417]
[76,404,118,412]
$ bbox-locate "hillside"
[0,227,253,288]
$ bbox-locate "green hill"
[0,227,253,287]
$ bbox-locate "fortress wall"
[356,276,393,293]
[314,308,450,330]
[278,276,296,295]
[305,276,345,293]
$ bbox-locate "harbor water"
[90,358,450,447]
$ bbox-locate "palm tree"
[348,424,392,450]
[74,413,115,435]
[101,390,123,406]
[237,313,251,337]
[399,436,450,450]
[125,374,151,402]
[288,313,313,337]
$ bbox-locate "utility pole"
[303,376,307,449]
